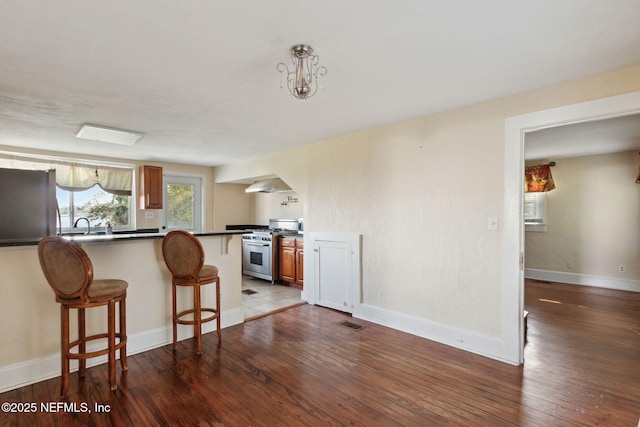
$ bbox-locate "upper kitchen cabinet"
[139,165,163,209]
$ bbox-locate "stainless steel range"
[242,231,274,281]
[242,219,299,282]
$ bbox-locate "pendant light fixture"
[277,44,327,100]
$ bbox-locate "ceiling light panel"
[76,124,145,145]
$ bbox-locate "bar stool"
[37,237,128,396]
[162,230,221,354]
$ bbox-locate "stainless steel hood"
[245,178,292,193]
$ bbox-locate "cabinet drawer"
[280,237,296,247]
[295,239,304,249]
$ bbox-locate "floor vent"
[339,321,364,331]
[242,289,258,295]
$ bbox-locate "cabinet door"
[295,248,304,287]
[140,165,163,209]
[279,246,296,282]
[314,240,353,313]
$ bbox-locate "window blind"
[524,192,546,224]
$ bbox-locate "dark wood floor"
[2,280,639,426]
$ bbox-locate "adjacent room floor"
[241,275,304,320]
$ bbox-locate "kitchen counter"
[1,229,245,392]
[0,230,247,247]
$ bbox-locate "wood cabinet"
[139,165,163,209]
[295,239,304,287]
[279,236,303,289]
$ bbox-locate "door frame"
[503,90,640,364]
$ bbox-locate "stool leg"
[194,283,202,354]
[119,296,128,371]
[108,299,116,391]
[78,308,86,377]
[216,277,221,339]
[60,305,70,397]
[172,282,178,350]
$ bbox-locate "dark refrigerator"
[0,167,57,241]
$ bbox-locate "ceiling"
[525,114,640,160]
[1,1,640,167]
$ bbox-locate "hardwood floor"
[1,280,639,426]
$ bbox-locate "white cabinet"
[310,233,361,314]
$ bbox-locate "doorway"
[162,174,203,233]
[504,90,640,364]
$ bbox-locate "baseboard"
[354,304,514,365]
[0,307,244,393]
[525,269,640,292]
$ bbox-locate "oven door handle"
[245,243,270,247]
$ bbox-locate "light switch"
[488,217,499,231]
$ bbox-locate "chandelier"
[277,44,327,100]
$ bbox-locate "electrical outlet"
[144,211,154,219]
[619,265,625,273]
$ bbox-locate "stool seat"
[162,230,221,354]
[200,265,219,279]
[38,237,128,396]
[87,279,128,301]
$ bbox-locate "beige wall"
[214,64,640,342]
[254,191,303,224]
[212,184,304,229]
[525,151,640,280]
[212,183,254,230]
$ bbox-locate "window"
[57,186,133,230]
[163,175,202,232]
[0,151,134,232]
[524,192,547,232]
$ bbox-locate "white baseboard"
[354,303,514,365]
[525,269,640,292]
[0,307,244,393]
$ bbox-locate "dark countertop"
[0,230,247,248]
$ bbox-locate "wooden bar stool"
[38,237,128,396]
[162,230,221,354]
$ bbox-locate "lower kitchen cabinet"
[295,238,304,288]
[279,236,303,289]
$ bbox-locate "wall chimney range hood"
[245,178,292,193]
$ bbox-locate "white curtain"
[0,153,132,195]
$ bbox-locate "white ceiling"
[1,1,640,166]
[525,114,640,160]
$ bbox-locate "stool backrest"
[162,230,205,279]
[38,237,93,301]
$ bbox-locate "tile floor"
[241,275,304,320]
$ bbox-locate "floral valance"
[0,153,132,195]
[525,163,555,193]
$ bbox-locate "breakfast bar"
[0,231,245,392]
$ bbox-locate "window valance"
[525,163,555,193]
[0,153,132,195]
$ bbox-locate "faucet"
[73,217,91,235]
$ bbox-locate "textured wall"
[214,64,640,347]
